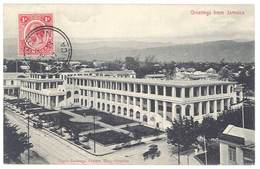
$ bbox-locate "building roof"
[4,73,28,79]
[97,70,136,75]
[20,78,63,83]
[70,75,236,87]
[145,74,166,78]
[220,125,255,146]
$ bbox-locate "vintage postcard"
[3,4,255,165]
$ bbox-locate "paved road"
[4,108,200,165]
[5,108,98,164]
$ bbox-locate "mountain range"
[4,39,254,63]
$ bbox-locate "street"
[4,108,200,165]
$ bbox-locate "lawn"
[123,125,163,138]
[71,109,135,126]
[88,130,133,146]
[65,121,103,132]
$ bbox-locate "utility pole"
[93,107,96,154]
[27,114,30,164]
[241,84,245,128]
[204,135,207,165]
[177,144,180,165]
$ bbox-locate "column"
[190,103,194,116]
[198,87,201,97]
[172,87,176,98]
[163,101,167,125]
[155,100,158,114]
[181,105,185,116]
[227,98,231,109]
[140,84,143,93]
[198,102,202,116]
[147,99,151,112]
[206,101,210,114]
[221,99,224,111]
[172,103,176,120]
[181,88,185,98]
[140,98,143,110]
[55,96,59,107]
[163,86,166,96]
[148,85,151,94]
[190,87,194,98]
[155,85,158,95]
[214,100,217,113]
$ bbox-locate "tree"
[218,66,234,81]
[166,116,199,164]
[125,57,140,70]
[200,116,220,141]
[4,117,32,163]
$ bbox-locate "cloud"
[4,4,254,43]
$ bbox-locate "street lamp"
[90,106,96,154]
[26,99,32,164]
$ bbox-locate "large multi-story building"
[9,72,243,130]
[65,75,241,129]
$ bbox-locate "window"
[194,103,199,116]
[166,102,172,112]
[150,100,155,112]
[117,82,122,90]
[166,87,172,96]
[136,84,141,93]
[11,80,14,85]
[210,101,214,113]
[158,86,164,95]
[193,87,199,97]
[123,83,128,91]
[209,86,215,95]
[107,93,110,101]
[201,86,207,96]
[150,85,155,94]
[202,101,207,114]
[185,88,190,98]
[142,98,147,111]
[216,85,221,94]
[217,100,221,112]
[117,95,121,103]
[185,105,191,116]
[129,96,133,105]
[176,87,181,98]
[142,85,148,93]
[223,85,228,93]
[136,111,140,119]
[228,146,236,164]
[176,105,182,114]
[129,83,134,92]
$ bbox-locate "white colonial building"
[7,72,243,130]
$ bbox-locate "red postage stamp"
[18,13,53,56]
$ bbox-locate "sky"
[4,4,254,43]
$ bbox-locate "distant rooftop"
[97,70,136,75]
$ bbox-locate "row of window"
[69,78,232,98]
[78,92,231,117]
[21,81,63,90]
